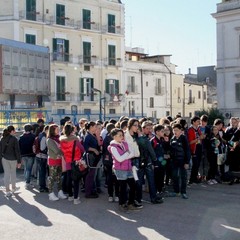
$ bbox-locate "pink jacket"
[108,141,132,171]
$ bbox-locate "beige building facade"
[0,0,124,119]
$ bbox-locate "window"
[80,78,94,101]
[235,83,240,102]
[25,34,36,45]
[204,91,207,100]
[84,109,91,115]
[128,101,135,116]
[26,0,36,21]
[105,79,119,100]
[188,89,193,103]
[108,14,115,33]
[109,109,116,114]
[189,112,192,118]
[83,9,91,29]
[83,42,91,64]
[198,91,201,99]
[53,38,69,62]
[56,76,65,101]
[150,97,154,108]
[57,109,65,115]
[128,76,136,93]
[155,78,163,95]
[56,4,65,25]
[108,45,116,65]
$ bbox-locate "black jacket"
[19,132,36,157]
[0,135,21,163]
[170,134,191,167]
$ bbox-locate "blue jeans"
[136,165,157,202]
[22,156,35,184]
[36,157,47,189]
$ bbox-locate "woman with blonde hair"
[46,124,67,201]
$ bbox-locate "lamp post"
[92,88,102,121]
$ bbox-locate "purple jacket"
[108,141,132,171]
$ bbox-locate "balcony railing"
[51,52,70,62]
[102,25,124,35]
[127,85,138,93]
[19,10,43,22]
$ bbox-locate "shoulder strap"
[72,140,76,162]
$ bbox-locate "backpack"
[32,136,40,154]
[32,132,47,155]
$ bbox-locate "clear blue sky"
[122,0,221,74]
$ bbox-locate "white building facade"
[213,0,240,117]
[0,0,124,120]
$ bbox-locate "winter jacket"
[108,140,133,171]
[124,130,140,158]
[170,134,191,167]
[59,135,84,163]
[187,126,202,155]
[19,132,36,157]
[137,135,157,167]
[0,135,21,163]
[46,138,63,166]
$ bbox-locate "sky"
[122,0,222,74]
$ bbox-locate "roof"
[0,38,49,53]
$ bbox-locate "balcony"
[127,85,138,94]
[51,52,70,63]
[188,97,195,104]
[103,58,123,67]
[75,21,100,31]
[19,10,43,22]
[102,25,124,35]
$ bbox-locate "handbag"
[217,153,226,165]
[71,140,88,180]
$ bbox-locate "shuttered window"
[56,76,65,101]
[56,4,65,25]
[26,0,36,21]
[83,9,91,29]
[108,14,115,33]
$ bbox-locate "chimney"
[188,68,191,74]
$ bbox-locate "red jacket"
[60,135,83,163]
[187,126,202,155]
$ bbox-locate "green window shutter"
[90,79,94,101]
[26,0,36,21]
[115,80,119,94]
[57,76,65,101]
[108,45,116,65]
[53,38,57,52]
[80,78,84,101]
[83,42,91,63]
[105,79,110,94]
[56,4,65,25]
[26,34,36,45]
[83,9,91,29]
[108,14,115,33]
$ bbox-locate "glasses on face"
[133,124,139,127]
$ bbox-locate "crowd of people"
[0,114,240,212]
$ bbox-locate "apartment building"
[0,0,124,118]
[212,0,240,117]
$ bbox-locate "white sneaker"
[12,186,20,193]
[49,192,59,201]
[114,196,119,202]
[207,180,214,185]
[74,198,81,205]
[108,196,114,202]
[212,179,218,184]
[58,190,67,199]
[68,196,74,201]
[6,191,12,197]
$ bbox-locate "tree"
[195,108,225,126]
